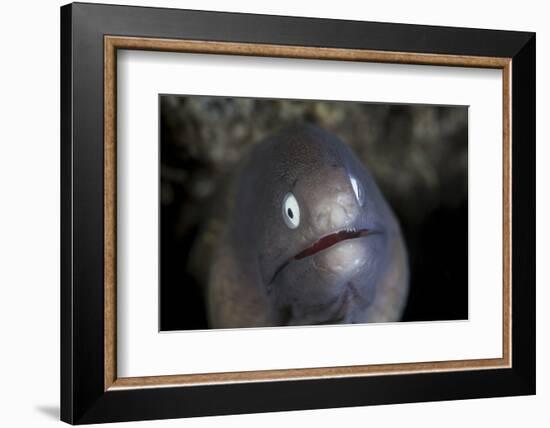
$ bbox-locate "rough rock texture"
[161,96,467,232]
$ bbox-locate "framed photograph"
[60,2,535,424]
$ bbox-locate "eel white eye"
[350,175,364,206]
[282,193,300,229]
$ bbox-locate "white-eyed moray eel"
[189,124,409,328]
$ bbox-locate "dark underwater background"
[159,95,468,331]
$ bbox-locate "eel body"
[190,124,409,328]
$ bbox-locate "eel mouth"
[268,228,373,286]
[294,229,370,260]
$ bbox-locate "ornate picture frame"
[61,2,535,424]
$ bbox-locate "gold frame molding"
[104,35,512,391]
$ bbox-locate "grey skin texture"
[190,124,409,328]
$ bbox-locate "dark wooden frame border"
[61,2,535,424]
[104,36,512,390]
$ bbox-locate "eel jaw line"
[294,228,370,260]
